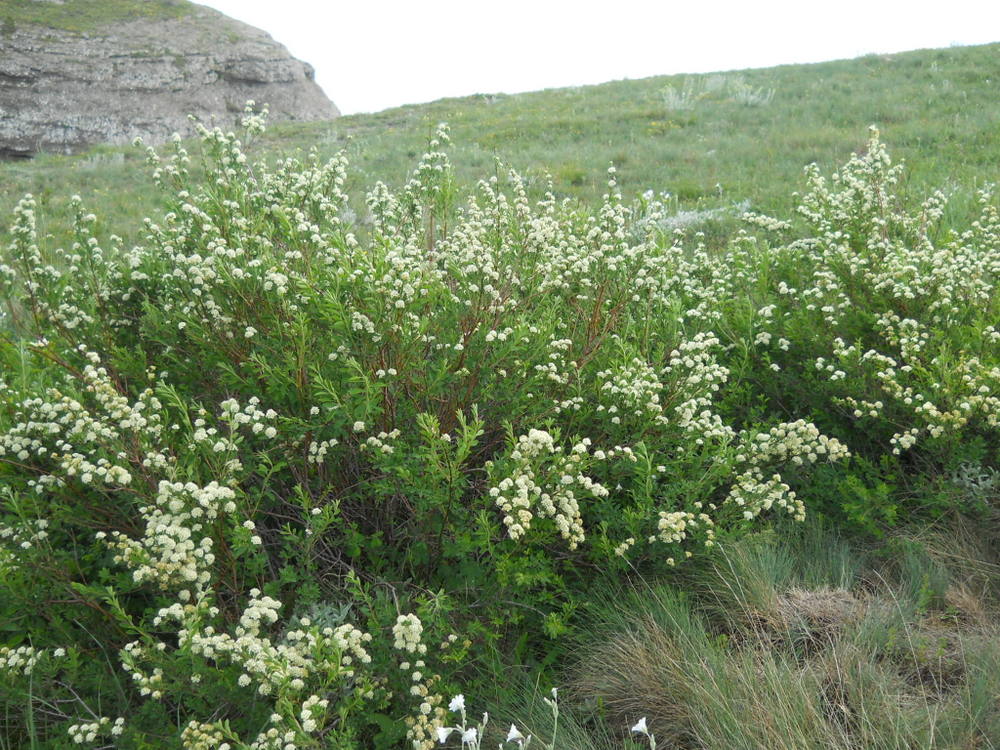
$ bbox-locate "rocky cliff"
[0,1,338,158]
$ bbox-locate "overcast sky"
[197,1,1000,115]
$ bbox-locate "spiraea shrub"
[0,106,997,748]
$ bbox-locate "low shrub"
[0,107,997,746]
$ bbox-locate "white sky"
[196,1,1000,115]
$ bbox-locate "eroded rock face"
[0,3,338,158]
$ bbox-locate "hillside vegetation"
[3,42,1000,248]
[1,0,191,33]
[1,46,999,749]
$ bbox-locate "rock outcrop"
[0,2,338,158]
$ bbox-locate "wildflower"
[436,727,454,744]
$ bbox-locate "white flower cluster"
[489,430,608,549]
[180,720,230,750]
[406,122,454,205]
[393,613,425,654]
[654,510,716,549]
[307,438,338,464]
[0,644,65,676]
[184,591,372,697]
[726,470,804,522]
[827,334,999,455]
[614,537,637,557]
[135,122,355,337]
[299,693,329,733]
[0,355,147,492]
[2,195,74,328]
[219,396,278,439]
[597,357,666,424]
[532,336,576,386]
[403,666,446,749]
[748,128,1000,460]
[876,313,931,360]
[392,614,450,750]
[665,333,734,444]
[361,428,401,455]
[742,420,849,467]
[0,516,51,574]
[105,479,236,592]
[119,640,165,698]
[67,716,124,744]
[0,517,48,551]
[743,210,792,232]
[248,721,300,750]
[114,589,377,748]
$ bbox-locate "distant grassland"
[3,41,1000,247]
[1,0,191,33]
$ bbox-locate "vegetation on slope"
[565,518,1000,749]
[3,42,1000,250]
[0,96,998,747]
[1,0,191,33]
[2,42,1000,749]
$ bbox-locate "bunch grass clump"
[568,521,1000,749]
[660,74,776,112]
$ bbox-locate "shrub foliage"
[0,110,997,747]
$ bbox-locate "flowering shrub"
[0,109,996,746]
[739,128,1000,525]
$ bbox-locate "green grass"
[4,41,999,251]
[1,0,191,33]
[261,41,1000,219]
[555,519,1000,749]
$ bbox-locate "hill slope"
[1,42,999,244]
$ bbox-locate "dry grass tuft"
[775,586,864,634]
[567,522,1000,749]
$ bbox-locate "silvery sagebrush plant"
[0,96,997,748]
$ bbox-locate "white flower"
[436,726,454,744]
[449,694,465,712]
[506,724,525,742]
[461,727,477,744]
[353,420,365,432]
[631,717,649,735]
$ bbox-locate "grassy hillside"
[1,0,191,33]
[3,42,999,249]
